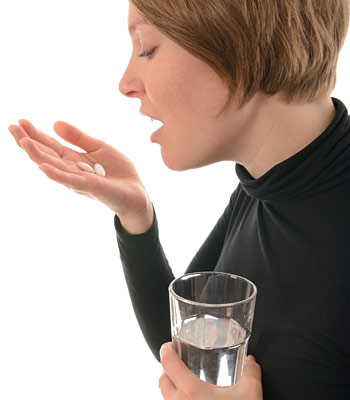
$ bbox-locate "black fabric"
[115,97,350,400]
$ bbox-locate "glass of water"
[169,272,257,386]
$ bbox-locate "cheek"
[147,73,193,114]
[147,53,207,115]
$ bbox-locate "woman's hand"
[159,342,263,400]
[8,119,153,233]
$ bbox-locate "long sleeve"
[114,190,237,362]
[114,206,174,362]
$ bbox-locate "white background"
[0,1,349,399]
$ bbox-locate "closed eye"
[137,48,156,59]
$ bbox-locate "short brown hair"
[130,0,350,116]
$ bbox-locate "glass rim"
[168,271,257,308]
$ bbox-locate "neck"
[230,93,336,179]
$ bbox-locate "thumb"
[242,355,262,381]
[160,342,203,391]
[53,121,105,153]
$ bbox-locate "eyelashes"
[137,48,156,59]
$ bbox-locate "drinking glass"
[169,272,257,386]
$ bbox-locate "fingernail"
[159,344,165,359]
[160,342,171,360]
[246,355,256,361]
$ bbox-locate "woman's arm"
[115,206,175,361]
[115,189,238,361]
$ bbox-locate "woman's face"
[119,4,244,171]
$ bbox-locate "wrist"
[118,203,154,235]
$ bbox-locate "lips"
[140,110,164,143]
[147,115,163,123]
[139,110,163,123]
[151,125,163,143]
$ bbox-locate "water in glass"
[173,315,249,386]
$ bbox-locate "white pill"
[77,162,94,173]
[94,163,106,177]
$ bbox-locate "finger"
[242,355,262,382]
[9,123,60,158]
[53,121,106,153]
[18,119,64,156]
[19,137,75,172]
[19,134,61,159]
[160,342,203,393]
[159,370,177,399]
[38,163,100,193]
[8,124,29,148]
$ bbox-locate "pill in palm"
[94,163,106,177]
[77,162,94,173]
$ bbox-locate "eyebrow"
[128,22,149,35]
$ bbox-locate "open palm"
[8,119,151,220]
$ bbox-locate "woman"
[8,0,350,399]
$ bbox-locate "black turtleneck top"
[114,97,350,400]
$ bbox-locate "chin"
[161,150,192,171]
[163,159,189,172]
[161,150,210,172]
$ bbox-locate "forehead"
[128,4,149,35]
[128,21,149,35]
[127,4,166,40]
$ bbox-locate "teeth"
[146,115,163,125]
[148,116,159,122]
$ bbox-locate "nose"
[118,56,145,99]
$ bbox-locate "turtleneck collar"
[235,98,350,201]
